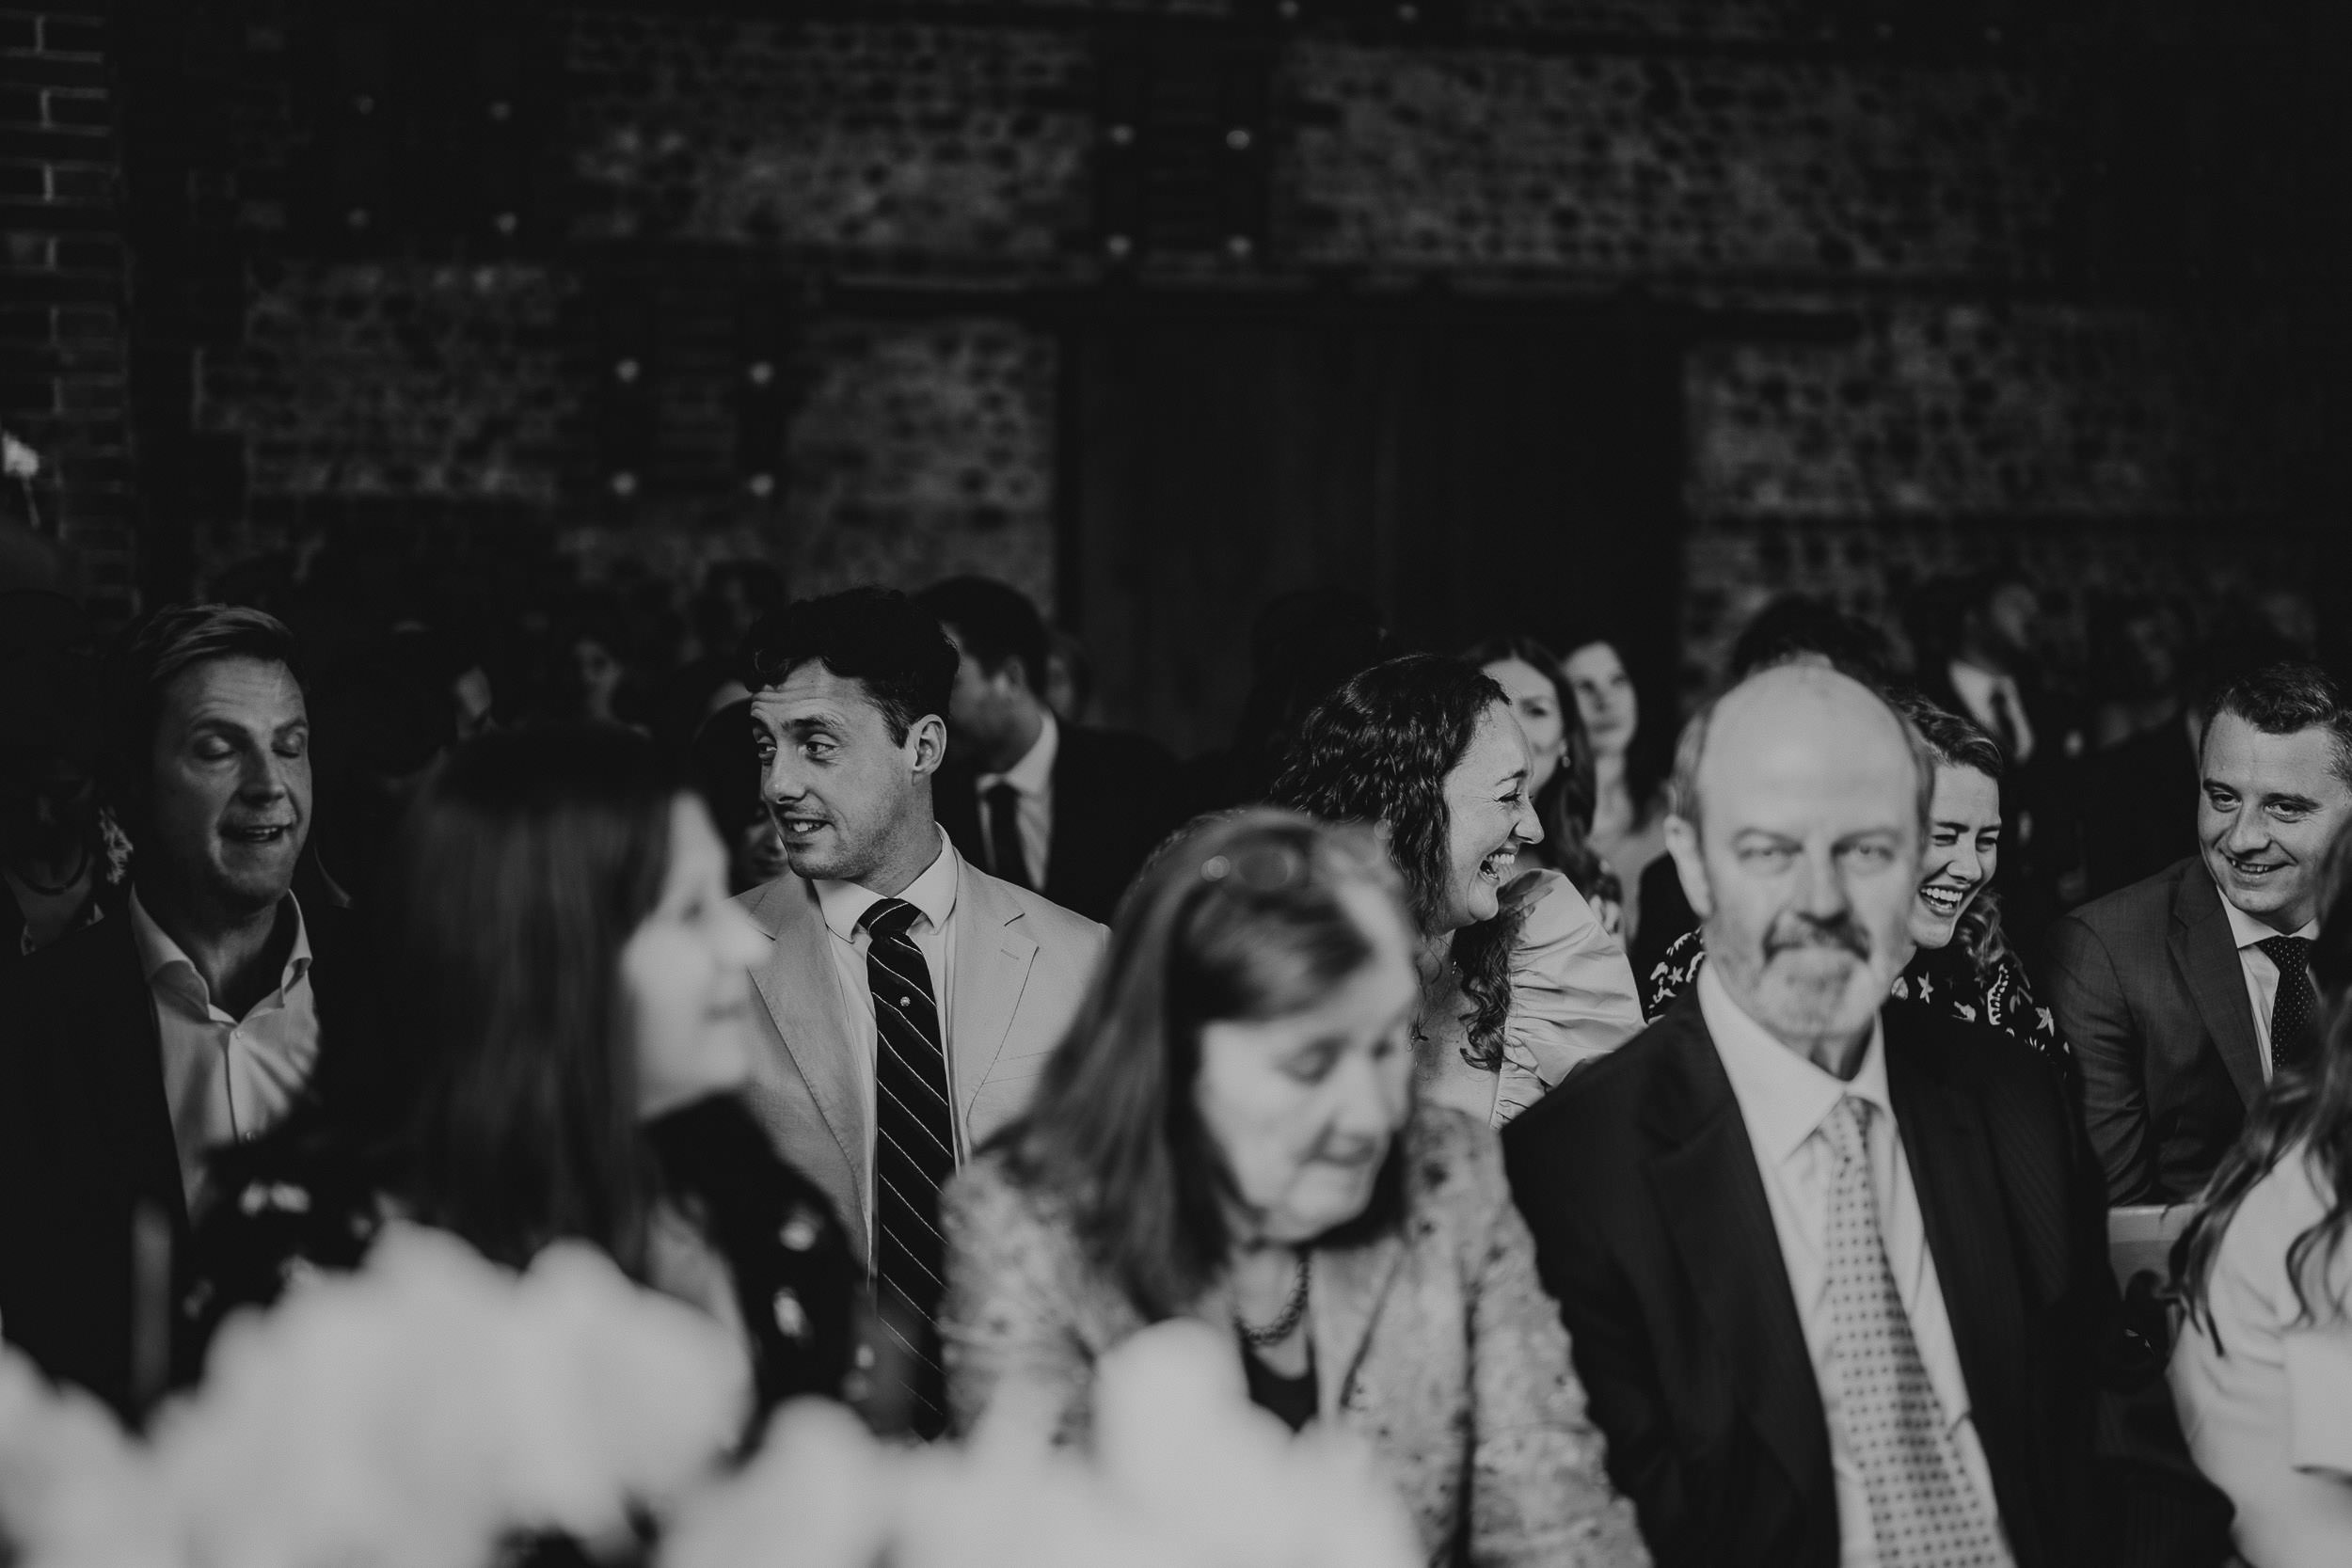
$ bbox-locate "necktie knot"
[859,896,919,942]
[2259,934,2312,974]
[1823,1094,1873,1166]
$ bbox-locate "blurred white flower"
[151,1223,749,1568]
[1,429,38,481]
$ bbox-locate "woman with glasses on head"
[2172,819,2352,1568]
[941,810,1646,1567]
[1267,655,1645,1128]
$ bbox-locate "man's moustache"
[1763,920,1870,961]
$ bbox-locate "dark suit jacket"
[936,723,1181,924]
[2043,854,2260,1206]
[1502,993,2120,1568]
[0,900,341,1416]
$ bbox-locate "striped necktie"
[859,895,955,1436]
[1821,1097,2007,1566]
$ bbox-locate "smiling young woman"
[1643,689,2071,1073]
[1267,655,1645,1127]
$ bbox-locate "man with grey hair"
[1505,663,2130,1568]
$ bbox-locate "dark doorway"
[1060,293,1685,755]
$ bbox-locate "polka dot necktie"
[2258,935,2318,1077]
[1820,1097,2007,1567]
[859,895,955,1436]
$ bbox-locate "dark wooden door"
[1061,295,1684,755]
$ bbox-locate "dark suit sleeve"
[2042,912,2154,1206]
[1503,1115,1689,1563]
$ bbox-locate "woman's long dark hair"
[1890,692,2012,971]
[2176,819,2352,1336]
[229,724,680,1275]
[1462,634,1617,910]
[1268,655,1527,1071]
[992,810,1408,1319]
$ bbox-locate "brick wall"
[83,2,2352,704]
[0,2,134,620]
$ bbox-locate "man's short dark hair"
[914,576,1049,695]
[738,586,958,743]
[2206,660,2352,790]
[102,603,304,824]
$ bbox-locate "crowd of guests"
[2,559,2350,1568]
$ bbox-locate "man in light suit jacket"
[2046,660,2352,1205]
[1506,664,2192,1568]
[732,586,1105,1435]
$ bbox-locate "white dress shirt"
[1946,659,2036,764]
[129,889,318,1209]
[977,709,1057,890]
[812,829,964,1258]
[2221,891,2320,1080]
[1698,963,2013,1568]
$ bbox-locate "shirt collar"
[813,827,961,942]
[979,709,1057,798]
[2220,884,2319,950]
[1698,958,1890,1167]
[128,886,312,1003]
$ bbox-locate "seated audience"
[1466,634,1624,931]
[2048,662,2352,1205]
[734,586,1106,1436]
[175,726,859,1419]
[2171,816,2352,1568]
[1506,662,2131,1568]
[915,576,1182,923]
[1646,693,2068,1069]
[1270,654,1644,1126]
[1564,634,1672,956]
[0,605,332,1415]
[942,810,1649,1567]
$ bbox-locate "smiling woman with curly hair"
[1268,655,1645,1126]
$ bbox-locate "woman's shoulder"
[1398,1105,1513,1215]
[1501,867,1600,952]
[944,1148,1086,1263]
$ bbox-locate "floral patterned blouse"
[1643,927,2071,1072]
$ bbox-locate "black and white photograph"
[2,2,2349,1565]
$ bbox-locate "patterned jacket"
[940,1106,1650,1568]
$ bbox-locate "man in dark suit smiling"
[2047,662,2352,1205]
[1505,662,2130,1568]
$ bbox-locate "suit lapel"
[745,877,869,1214]
[2170,863,2265,1106]
[90,918,188,1236]
[948,863,1038,1119]
[1643,1007,1831,1504]
[1885,1010,2034,1531]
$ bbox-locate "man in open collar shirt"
[0,605,333,1416]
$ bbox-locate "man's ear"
[908,712,949,778]
[1662,814,1714,922]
